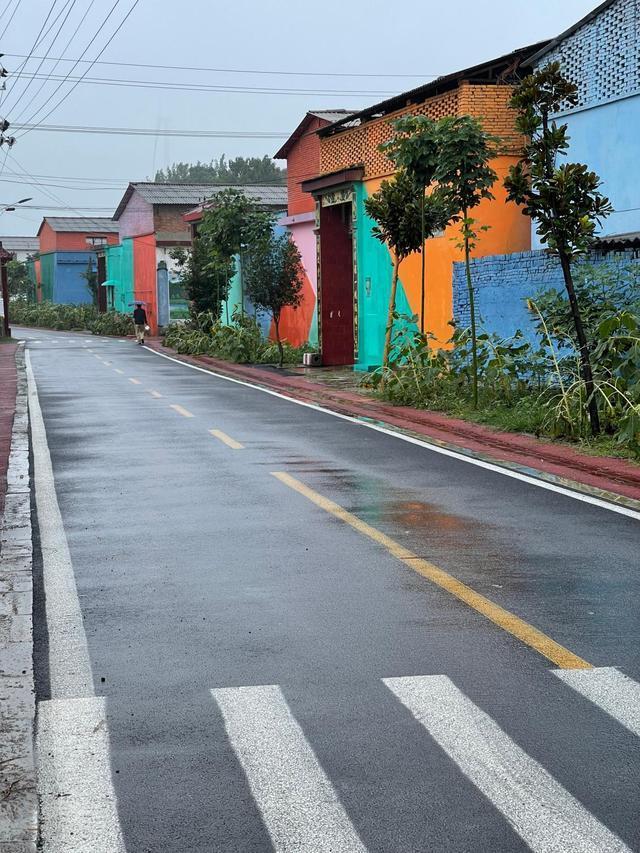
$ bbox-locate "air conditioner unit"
[303,352,322,367]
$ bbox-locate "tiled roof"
[39,216,119,233]
[0,236,39,252]
[114,182,287,219]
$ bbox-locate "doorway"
[319,201,354,366]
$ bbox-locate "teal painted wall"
[353,182,417,370]
[105,239,134,313]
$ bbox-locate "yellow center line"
[114,368,124,374]
[147,390,163,398]
[129,378,141,385]
[271,471,592,671]
[170,404,194,418]
[209,429,244,450]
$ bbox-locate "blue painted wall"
[40,251,97,305]
[453,248,640,343]
[533,0,640,244]
[532,94,640,247]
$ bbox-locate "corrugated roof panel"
[133,182,287,206]
[0,236,39,251]
[43,217,119,233]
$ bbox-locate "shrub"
[163,312,307,365]
[10,301,133,336]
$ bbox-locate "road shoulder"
[0,343,37,852]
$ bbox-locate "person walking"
[133,302,148,345]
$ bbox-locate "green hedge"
[10,301,134,336]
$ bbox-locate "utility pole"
[0,243,12,338]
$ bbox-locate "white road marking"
[383,674,630,853]
[114,368,124,375]
[26,351,93,697]
[555,667,640,737]
[148,389,163,398]
[212,685,367,853]
[129,377,141,385]
[37,697,126,853]
[28,351,126,849]
[145,347,640,522]
[209,428,244,449]
[170,403,194,417]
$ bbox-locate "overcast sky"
[0,0,598,237]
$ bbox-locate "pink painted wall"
[271,212,318,347]
[118,190,154,240]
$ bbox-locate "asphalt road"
[21,326,640,853]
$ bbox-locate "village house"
[35,217,119,306]
[273,110,353,348]
[452,0,640,343]
[296,43,546,368]
[0,236,39,263]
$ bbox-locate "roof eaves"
[319,40,550,137]
[528,0,617,65]
[113,182,136,221]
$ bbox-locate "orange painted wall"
[377,158,530,344]
[39,221,119,253]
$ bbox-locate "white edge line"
[146,346,639,521]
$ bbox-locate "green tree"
[365,171,447,374]
[434,115,499,407]
[154,155,286,185]
[198,189,274,316]
[505,62,613,435]
[380,115,441,333]
[7,258,32,300]
[81,259,98,304]
[170,241,232,319]
[244,233,304,367]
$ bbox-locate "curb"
[147,342,640,511]
[0,345,37,852]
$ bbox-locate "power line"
[4,0,80,119]
[12,122,288,137]
[9,71,394,96]
[3,52,436,80]
[16,0,142,138]
[12,0,100,125]
[0,0,68,112]
[0,0,22,41]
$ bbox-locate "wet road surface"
[22,327,640,852]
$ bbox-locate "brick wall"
[287,116,324,215]
[319,83,523,180]
[153,204,193,234]
[453,247,640,342]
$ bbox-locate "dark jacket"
[133,307,147,325]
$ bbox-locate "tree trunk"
[381,254,401,389]
[420,189,425,334]
[463,222,479,408]
[558,251,601,436]
[274,316,284,368]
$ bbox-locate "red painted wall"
[39,221,118,253]
[287,116,326,216]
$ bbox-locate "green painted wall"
[353,182,416,370]
[39,253,55,302]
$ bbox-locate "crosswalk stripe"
[383,675,630,853]
[211,685,367,852]
[37,697,126,853]
[554,667,640,737]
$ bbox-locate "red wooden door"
[320,203,354,366]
